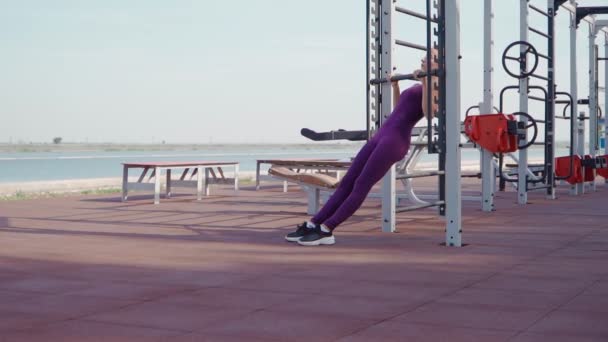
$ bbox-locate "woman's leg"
[311,139,379,225]
[323,136,406,230]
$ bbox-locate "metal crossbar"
[529,27,551,39]
[395,6,437,23]
[530,73,549,81]
[537,51,551,60]
[529,4,549,17]
[396,171,445,180]
[395,39,427,51]
[396,201,445,213]
[369,70,439,85]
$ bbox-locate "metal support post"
[380,0,396,233]
[518,0,530,203]
[577,111,586,193]
[570,0,582,195]
[605,32,608,176]
[589,22,598,191]
[444,0,462,247]
[546,0,557,199]
[480,0,495,211]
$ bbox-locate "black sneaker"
[285,222,313,242]
[297,225,335,246]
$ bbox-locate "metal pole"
[368,0,380,139]
[518,0,529,204]
[546,0,557,199]
[588,21,598,191]
[380,0,396,233]
[578,111,586,193]
[366,0,371,139]
[480,0,495,211]
[444,0,462,247]
[605,32,608,175]
[570,1,582,195]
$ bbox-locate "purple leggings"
[310,134,408,229]
[311,84,423,230]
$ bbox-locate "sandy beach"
[0,162,488,197]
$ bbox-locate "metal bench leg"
[256,162,261,190]
[197,166,203,201]
[122,166,129,202]
[154,167,161,205]
[306,187,320,215]
[234,164,239,192]
[205,168,210,196]
[166,169,172,199]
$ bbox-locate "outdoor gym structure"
[300,0,608,247]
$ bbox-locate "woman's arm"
[391,79,400,109]
[416,70,429,118]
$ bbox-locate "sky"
[0,0,607,144]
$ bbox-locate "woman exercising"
[286,52,439,246]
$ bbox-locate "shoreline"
[0,171,260,197]
[0,141,575,154]
[0,162,487,198]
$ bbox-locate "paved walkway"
[0,180,607,341]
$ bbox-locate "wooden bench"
[256,159,350,191]
[267,163,349,215]
[122,161,239,204]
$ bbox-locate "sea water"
[0,145,570,183]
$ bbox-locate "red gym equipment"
[464,112,538,153]
[555,155,582,185]
[555,154,608,184]
[464,114,518,153]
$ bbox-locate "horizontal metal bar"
[529,73,549,81]
[560,3,600,27]
[576,6,608,26]
[528,95,547,102]
[537,51,551,60]
[369,70,439,85]
[599,57,608,61]
[529,27,551,39]
[529,4,549,17]
[396,171,445,180]
[505,163,546,168]
[396,201,445,213]
[528,185,551,191]
[395,39,427,51]
[395,6,437,23]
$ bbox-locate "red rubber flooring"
[0,179,607,341]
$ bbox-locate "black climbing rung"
[529,95,547,103]
[396,170,445,180]
[395,6,437,23]
[395,39,427,51]
[537,52,551,60]
[396,201,445,213]
[529,4,549,17]
[529,73,549,81]
[529,27,551,39]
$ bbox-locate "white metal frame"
[373,0,462,246]
[518,0,531,203]
[605,30,608,170]
[444,0,463,246]
[569,0,583,195]
[480,0,496,211]
[588,18,599,191]
[379,0,396,233]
